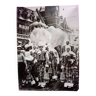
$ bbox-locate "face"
[66,41,69,45]
[39,46,43,51]
[17,50,21,55]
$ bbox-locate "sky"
[59,5,79,29]
[27,5,79,29]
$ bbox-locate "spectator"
[17,46,26,85]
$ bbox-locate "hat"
[25,44,31,49]
[18,41,22,44]
[65,45,71,51]
[17,45,22,48]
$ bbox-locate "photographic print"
[17,5,79,91]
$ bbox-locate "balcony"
[18,16,33,23]
[17,33,30,40]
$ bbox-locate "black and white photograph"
[17,5,79,91]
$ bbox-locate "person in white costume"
[61,47,76,81]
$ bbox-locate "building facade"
[17,7,39,44]
[17,6,76,46]
[43,6,73,43]
[45,6,60,28]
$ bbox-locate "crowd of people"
[17,40,79,89]
[17,21,79,90]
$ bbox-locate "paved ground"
[19,80,79,91]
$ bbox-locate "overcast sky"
[27,5,79,29]
[59,5,79,29]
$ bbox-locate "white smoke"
[30,27,51,46]
[30,23,69,48]
[48,26,69,48]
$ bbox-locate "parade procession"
[17,6,79,91]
